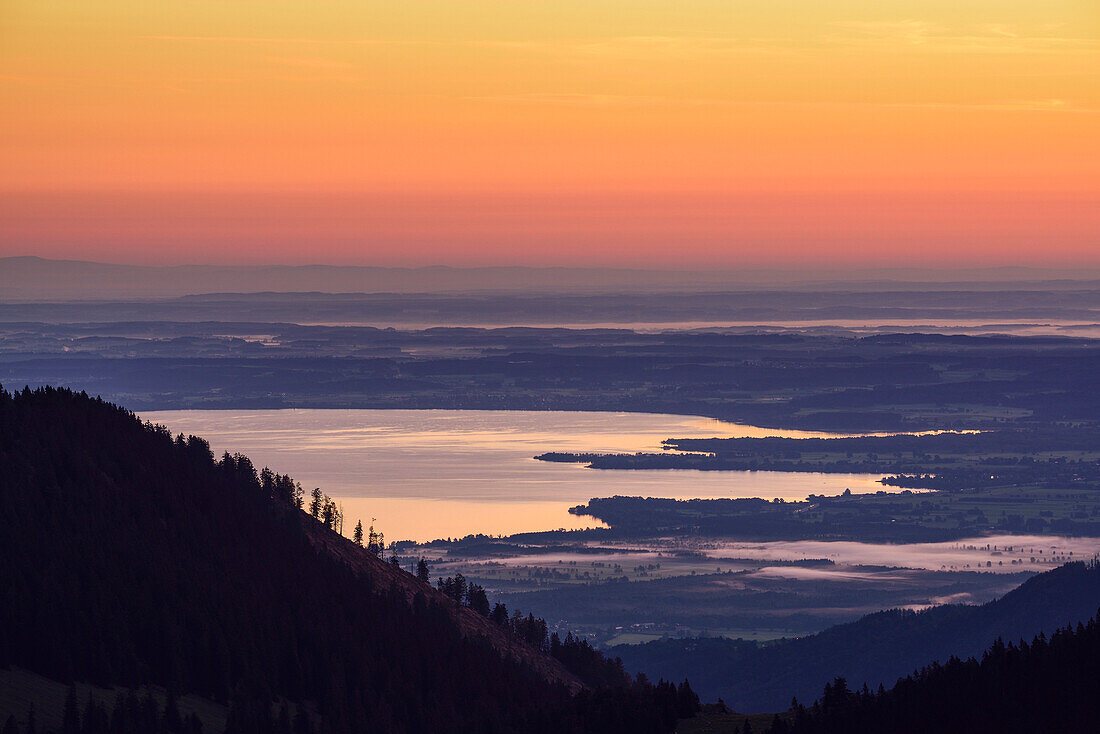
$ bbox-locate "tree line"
[760,612,1100,734]
[3,687,204,734]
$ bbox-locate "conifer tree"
[293,708,312,734]
[467,584,490,616]
[164,690,182,733]
[62,685,79,734]
[277,703,292,734]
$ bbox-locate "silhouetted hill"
[0,386,693,733]
[613,562,1100,712]
[765,613,1100,734]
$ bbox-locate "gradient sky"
[1,1,1097,267]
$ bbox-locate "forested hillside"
[615,561,1100,712]
[766,613,1100,734]
[0,386,695,734]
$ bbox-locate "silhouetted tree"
[292,708,312,734]
[467,584,491,617]
[277,703,291,734]
[677,680,700,718]
[62,685,79,734]
[163,690,182,733]
[80,694,109,734]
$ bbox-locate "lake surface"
[141,409,892,542]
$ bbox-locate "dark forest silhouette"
[0,386,697,733]
[614,561,1100,711]
[764,612,1100,734]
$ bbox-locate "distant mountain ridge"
[613,561,1100,713]
[4,256,1100,301]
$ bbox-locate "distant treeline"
[538,427,1100,493]
[568,491,1100,542]
[6,330,1100,431]
[665,428,1100,456]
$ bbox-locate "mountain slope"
[301,519,584,691]
[613,561,1100,712]
[0,386,688,733]
[768,613,1100,734]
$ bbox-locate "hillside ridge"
[301,521,585,691]
[614,560,1100,712]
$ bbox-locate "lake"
[141,409,892,542]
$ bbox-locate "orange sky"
[1,1,1097,266]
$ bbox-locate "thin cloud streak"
[827,20,1100,54]
[138,25,1100,60]
[137,35,434,46]
[466,93,1096,114]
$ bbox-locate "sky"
[1,1,1098,267]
